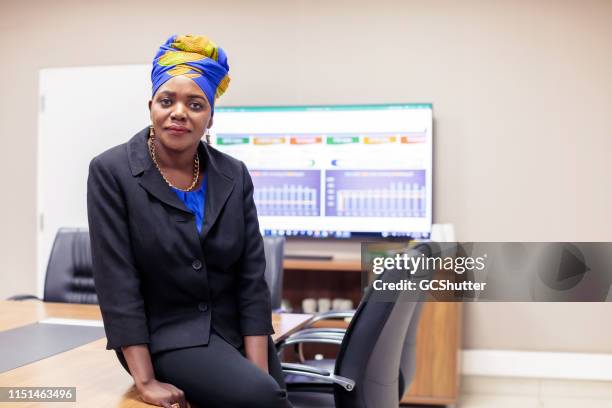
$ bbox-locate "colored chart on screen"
[326,170,426,218]
[251,170,320,217]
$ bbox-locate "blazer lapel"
[199,142,235,242]
[127,127,191,214]
[138,168,192,214]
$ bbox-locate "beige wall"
[1,0,611,352]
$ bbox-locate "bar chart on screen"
[252,170,321,217]
[326,170,426,218]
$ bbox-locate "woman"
[87,34,292,408]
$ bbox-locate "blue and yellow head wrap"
[151,34,230,112]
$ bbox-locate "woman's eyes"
[158,98,203,110]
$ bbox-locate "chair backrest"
[398,300,424,397]
[262,236,285,310]
[43,227,98,304]
[397,242,431,397]
[333,264,424,408]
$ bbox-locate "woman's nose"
[171,103,187,120]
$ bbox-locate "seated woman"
[87,34,292,408]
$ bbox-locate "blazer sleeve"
[87,156,150,350]
[237,161,274,336]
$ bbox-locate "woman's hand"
[137,379,189,408]
[121,345,189,407]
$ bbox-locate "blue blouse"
[171,175,207,233]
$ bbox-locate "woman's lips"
[165,126,190,135]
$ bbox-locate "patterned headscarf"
[151,34,230,112]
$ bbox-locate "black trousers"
[117,332,292,408]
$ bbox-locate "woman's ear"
[148,99,152,111]
[207,116,214,129]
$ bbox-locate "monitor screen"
[212,104,433,239]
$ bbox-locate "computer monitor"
[212,104,433,239]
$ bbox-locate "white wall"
[1,0,611,352]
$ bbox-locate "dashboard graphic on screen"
[212,104,433,239]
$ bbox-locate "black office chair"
[9,227,97,304]
[282,243,431,399]
[262,235,285,311]
[286,302,424,399]
[9,229,285,309]
[277,264,424,408]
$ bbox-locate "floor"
[456,376,612,408]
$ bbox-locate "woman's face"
[149,76,212,153]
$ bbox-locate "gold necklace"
[147,136,200,192]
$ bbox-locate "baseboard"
[462,349,612,381]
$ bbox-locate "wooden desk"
[283,258,361,272]
[0,301,312,407]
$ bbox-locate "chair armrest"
[282,362,331,376]
[308,310,355,325]
[281,362,355,391]
[277,333,344,358]
[275,330,345,359]
[292,328,347,336]
[281,335,344,348]
[7,294,42,301]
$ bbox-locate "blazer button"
[192,259,203,270]
[198,302,209,312]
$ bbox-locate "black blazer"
[87,127,273,354]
